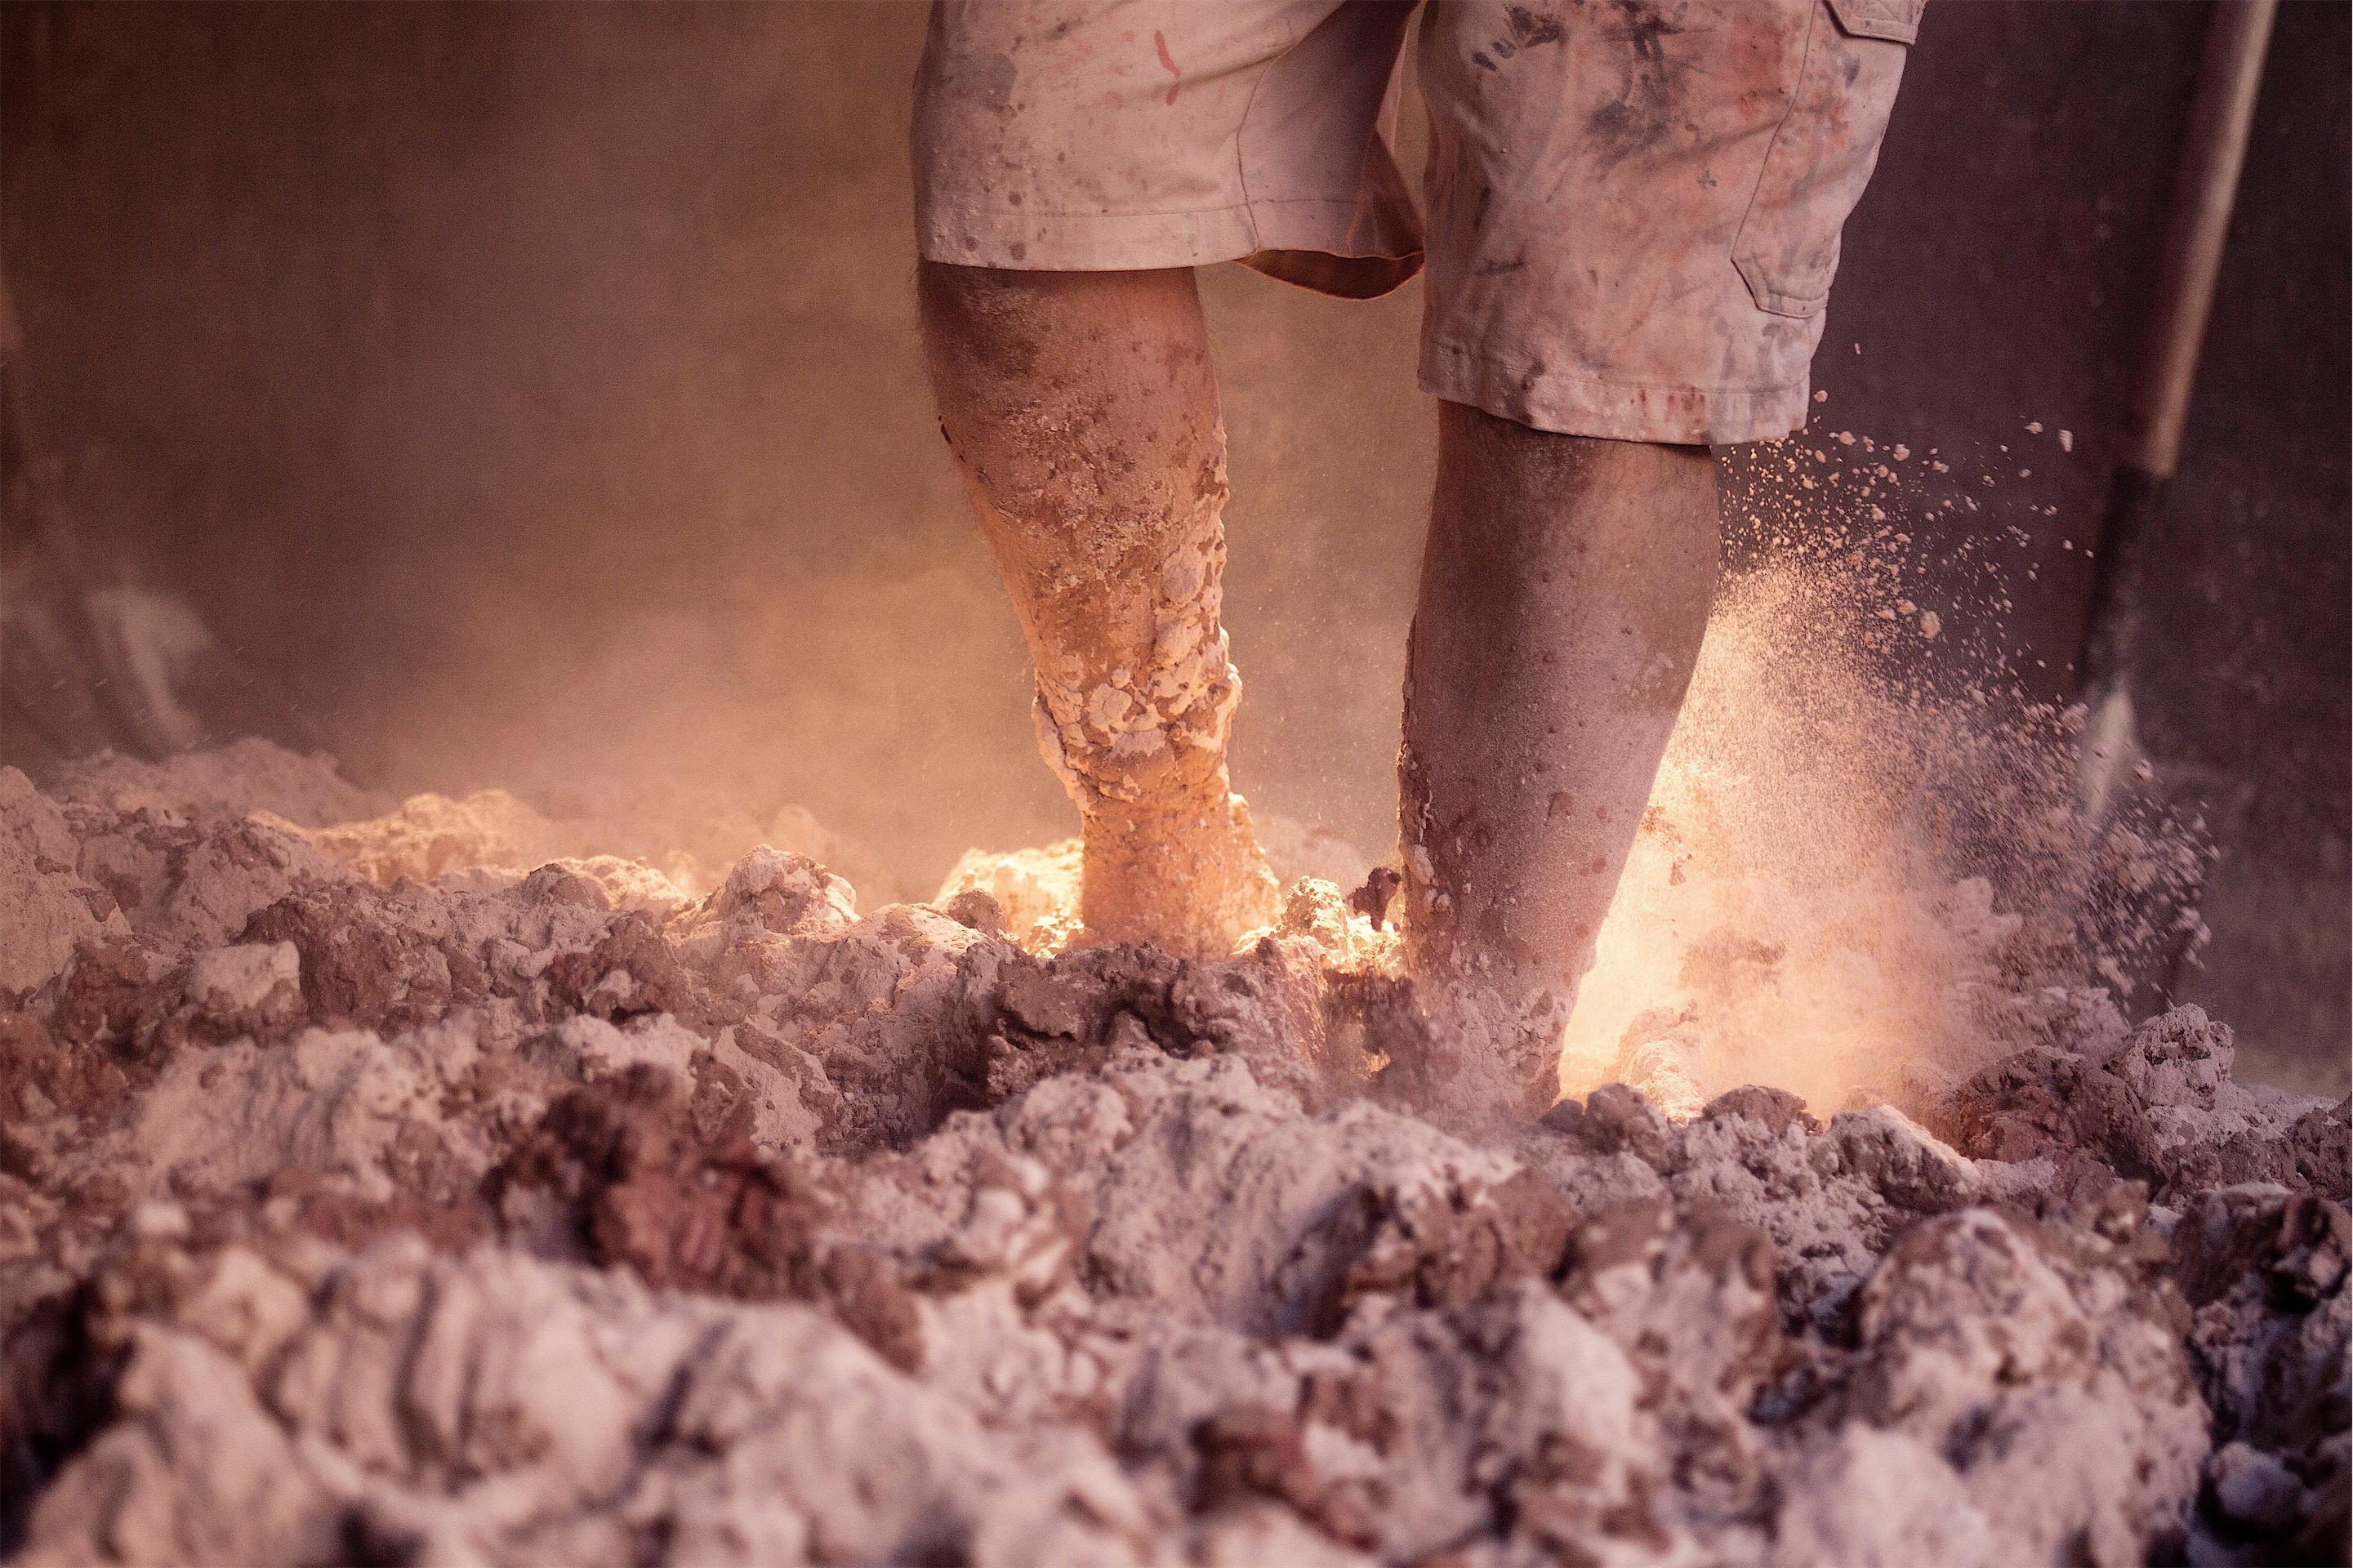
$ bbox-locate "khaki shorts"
[914,0,1919,444]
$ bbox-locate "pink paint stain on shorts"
[1152,30,1181,105]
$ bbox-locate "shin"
[916,261,1277,956]
[1401,401,1719,1111]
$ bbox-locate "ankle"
[1410,971,1575,1120]
[1073,782,1277,956]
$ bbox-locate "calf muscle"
[1401,403,1720,1114]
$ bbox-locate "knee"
[916,260,1139,361]
[1436,401,1718,533]
[915,257,1030,334]
[916,259,1049,382]
[1442,399,1711,478]
[916,261,1201,375]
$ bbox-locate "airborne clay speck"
[0,743,2345,1567]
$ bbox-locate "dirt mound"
[0,745,2343,1566]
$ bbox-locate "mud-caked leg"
[1402,403,1719,1116]
[917,261,1277,958]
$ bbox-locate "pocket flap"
[1825,0,1923,45]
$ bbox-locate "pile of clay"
[0,741,2344,1566]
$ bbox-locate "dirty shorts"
[913,0,1919,445]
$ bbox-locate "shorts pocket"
[1732,0,1920,318]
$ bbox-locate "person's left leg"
[910,1,1427,956]
[1400,403,1719,1116]
[916,261,1278,958]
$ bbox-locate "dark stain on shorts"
[1477,5,1566,68]
[1611,0,1678,59]
[1586,0,1687,166]
[951,51,1018,114]
[1491,5,1568,60]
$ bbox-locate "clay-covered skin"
[916,261,1277,960]
[1402,403,1720,1116]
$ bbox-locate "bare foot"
[1078,784,1279,959]
[1407,970,1572,1124]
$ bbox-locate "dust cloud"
[2,3,2212,1119]
[1558,431,2209,1115]
[3,10,2346,1563]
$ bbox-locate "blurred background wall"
[2,1,2344,1091]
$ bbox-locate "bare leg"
[1401,401,1719,1115]
[916,261,1277,958]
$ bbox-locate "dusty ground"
[8,2,2345,1094]
[0,740,2345,1567]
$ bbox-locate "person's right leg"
[1397,0,1915,1114]
[916,261,1277,959]
[1400,403,1719,1117]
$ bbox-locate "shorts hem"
[1419,339,1811,446]
[917,192,1422,279]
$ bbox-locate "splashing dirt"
[1560,558,2206,1119]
